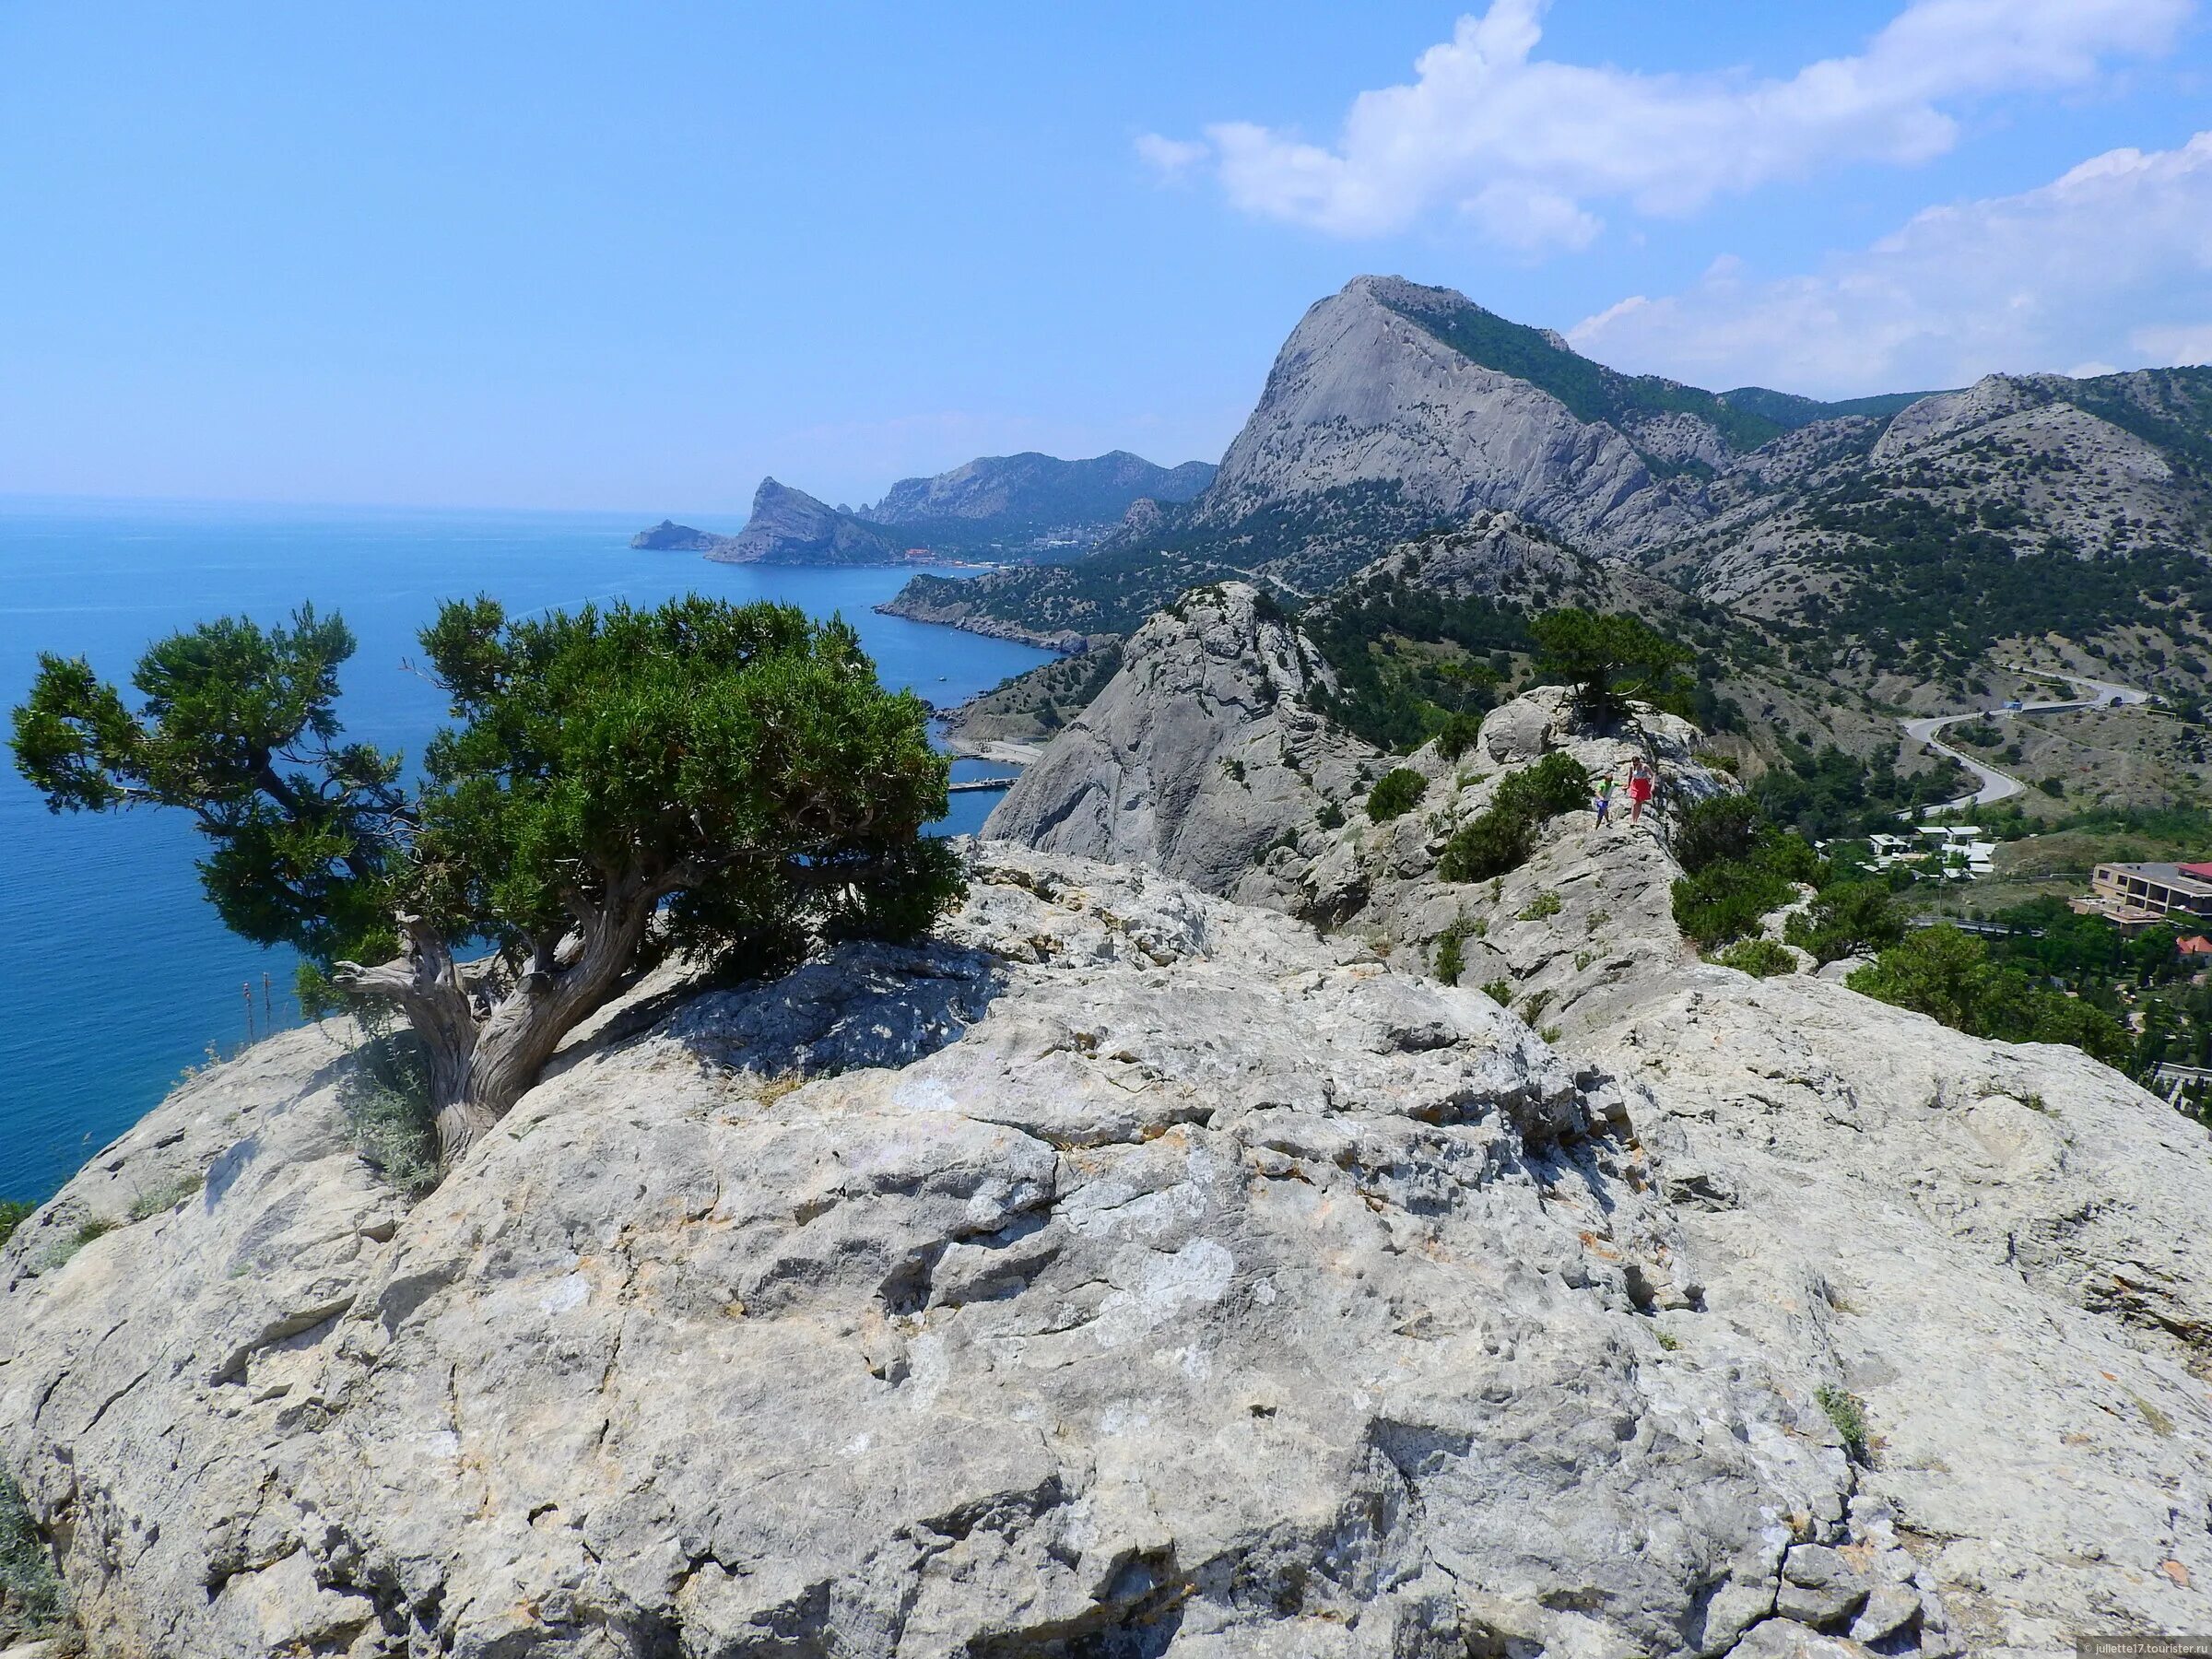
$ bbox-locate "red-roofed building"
[2183,863,2212,884]
[2182,935,2212,959]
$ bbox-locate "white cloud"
[1566,133,2212,394]
[2132,322,2212,364]
[1133,133,1208,179]
[1141,0,2189,252]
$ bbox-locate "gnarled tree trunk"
[334,883,657,1173]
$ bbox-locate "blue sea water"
[0,497,1052,1204]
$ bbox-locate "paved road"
[1899,666,2156,815]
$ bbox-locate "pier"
[947,776,1019,794]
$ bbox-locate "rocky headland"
[6,584,2212,1656]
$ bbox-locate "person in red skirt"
[1626,757,1655,824]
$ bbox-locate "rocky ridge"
[974,592,2212,1654]
[705,478,906,566]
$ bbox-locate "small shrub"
[340,1027,440,1196]
[1539,1024,1562,1042]
[0,1200,30,1252]
[1366,767,1429,823]
[1439,809,1534,883]
[1816,1384,1872,1464]
[1435,711,1484,761]
[2037,776,2065,797]
[1519,989,1554,1027]
[1434,917,1474,986]
[1713,938,1796,978]
[33,1216,115,1274]
[1574,949,1594,971]
[1516,889,1563,922]
[1654,1330,1681,1352]
[1316,801,1346,830]
[126,1173,204,1222]
[1584,907,1610,935]
[1480,978,1514,1007]
[1220,757,1246,784]
[0,1470,69,1639]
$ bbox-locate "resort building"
[2075,862,2212,934]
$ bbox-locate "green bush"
[1517,889,1562,921]
[1434,917,1473,986]
[340,1028,440,1196]
[2038,776,2065,797]
[1366,767,1429,823]
[1848,925,2132,1066]
[0,1470,68,1640]
[1784,881,1906,965]
[1713,938,1797,978]
[1817,1385,1872,1465]
[1439,808,1535,883]
[1480,978,1514,1007]
[1672,832,1819,948]
[1316,801,1346,830]
[0,1201,30,1252]
[1673,794,1761,876]
[1493,752,1592,822]
[126,1173,203,1222]
[1439,753,1591,884]
[1435,711,1484,761]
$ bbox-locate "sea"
[0,497,1053,1204]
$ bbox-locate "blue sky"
[2,1,2207,514]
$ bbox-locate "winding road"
[1900,669,2156,814]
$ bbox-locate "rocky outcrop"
[9,832,2210,1655]
[982,582,1376,902]
[1199,276,1705,557]
[6,846,1907,1658]
[628,520,723,552]
[706,478,905,566]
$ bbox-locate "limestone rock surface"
[983,582,1375,902]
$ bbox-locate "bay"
[0,497,1050,1203]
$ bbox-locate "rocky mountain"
[887,276,2212,720]
[703,477,905,566]
[857,450,1216,553]
[1654,366,2212,695]
[632,452,1218,567]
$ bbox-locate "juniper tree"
[1529,608,1694,723]
[13,595,961,1171]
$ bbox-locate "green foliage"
[126,1173,203,1222]
[1713,938,1798,978]
[1375,285,1789,456]
[1516,889,1562,921]
[2037,775,2065,797]
[1434,917,1473,986]
[1366,767,1428,823]
[1753,742,1967,839]
[0,1469,68,1641]
[0,1201,29,1251]
[1784,881,1907,965]
[1304,579,1526,752]
[35,1215,117,1274]
[1480,978,1514,1007]
[1673,794,1761,876]
[1528,609,1693,723]
[13,595,966,1156]
[1847,926,2132,1066]
[1316,800,1345,830]
[1439,809,1533,884]
[1673,829,1820,949]
[1801,481,2211,666]
[1440,753,1592,884]
[339,1026,441,1195]
[1817,1385,1872,1465]
[1435,711,1484,761]
[12,605,406,970]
